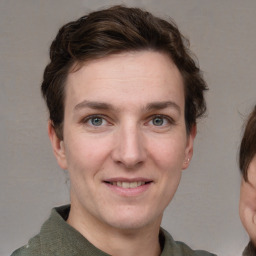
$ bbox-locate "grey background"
[1,0,255,255]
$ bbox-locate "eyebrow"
[74,100,114,111]
[74,100,181,114]
[145,101,181,114]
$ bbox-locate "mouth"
[104,181,152,189]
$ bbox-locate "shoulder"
[160,228,217,256]
[10,205,69,256]
[174,240,216,256]
[11,235,41,256]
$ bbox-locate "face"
[240,155,256,244]
[49,51,195,233]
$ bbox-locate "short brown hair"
[41,5,208,139]
[239,105,256,181]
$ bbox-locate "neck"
[67,203,162,256]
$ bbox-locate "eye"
[90,116,104,126]
[152,116,165,126]
[83,115,108,127]
[149,115,170,126]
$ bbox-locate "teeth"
[123,182,130,188]
[111,181,146,188]
[129,182,137,188]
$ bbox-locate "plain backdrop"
[1,1,256,256]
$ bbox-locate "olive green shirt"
[11,205,216,256]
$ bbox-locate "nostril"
[114,159,144,170]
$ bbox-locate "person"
[11,5,216,256]
[239,105,256,256]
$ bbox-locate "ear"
[48,121,67,170]
[239,178,256,244]
[182,124,197,170]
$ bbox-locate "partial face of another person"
[240,155,256,244]
[49,51,195,232]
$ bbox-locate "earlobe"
[182,125,197,170]
[48,121,67,169]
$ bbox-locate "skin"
[240,155,256,245]
[48,50,196,256]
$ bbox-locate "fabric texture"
[242,241,256,256]
[11,205,216,256]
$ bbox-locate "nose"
[111,124,146,169]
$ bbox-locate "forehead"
[65,51,184,110]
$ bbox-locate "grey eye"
[90,117,103,126]
[152,117,164,126]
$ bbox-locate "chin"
[108,219,153,231]
[104,209,162,231]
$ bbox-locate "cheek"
[243,187,256,211]
[149,136,186,168]
[64,135,112,173]
[149,137,184,198]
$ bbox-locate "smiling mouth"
[105,181,151,189]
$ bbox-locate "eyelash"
[82,114,110,127]
[81,114,175,128]
[147,115,175,127]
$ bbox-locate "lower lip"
[104,182,152,197]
